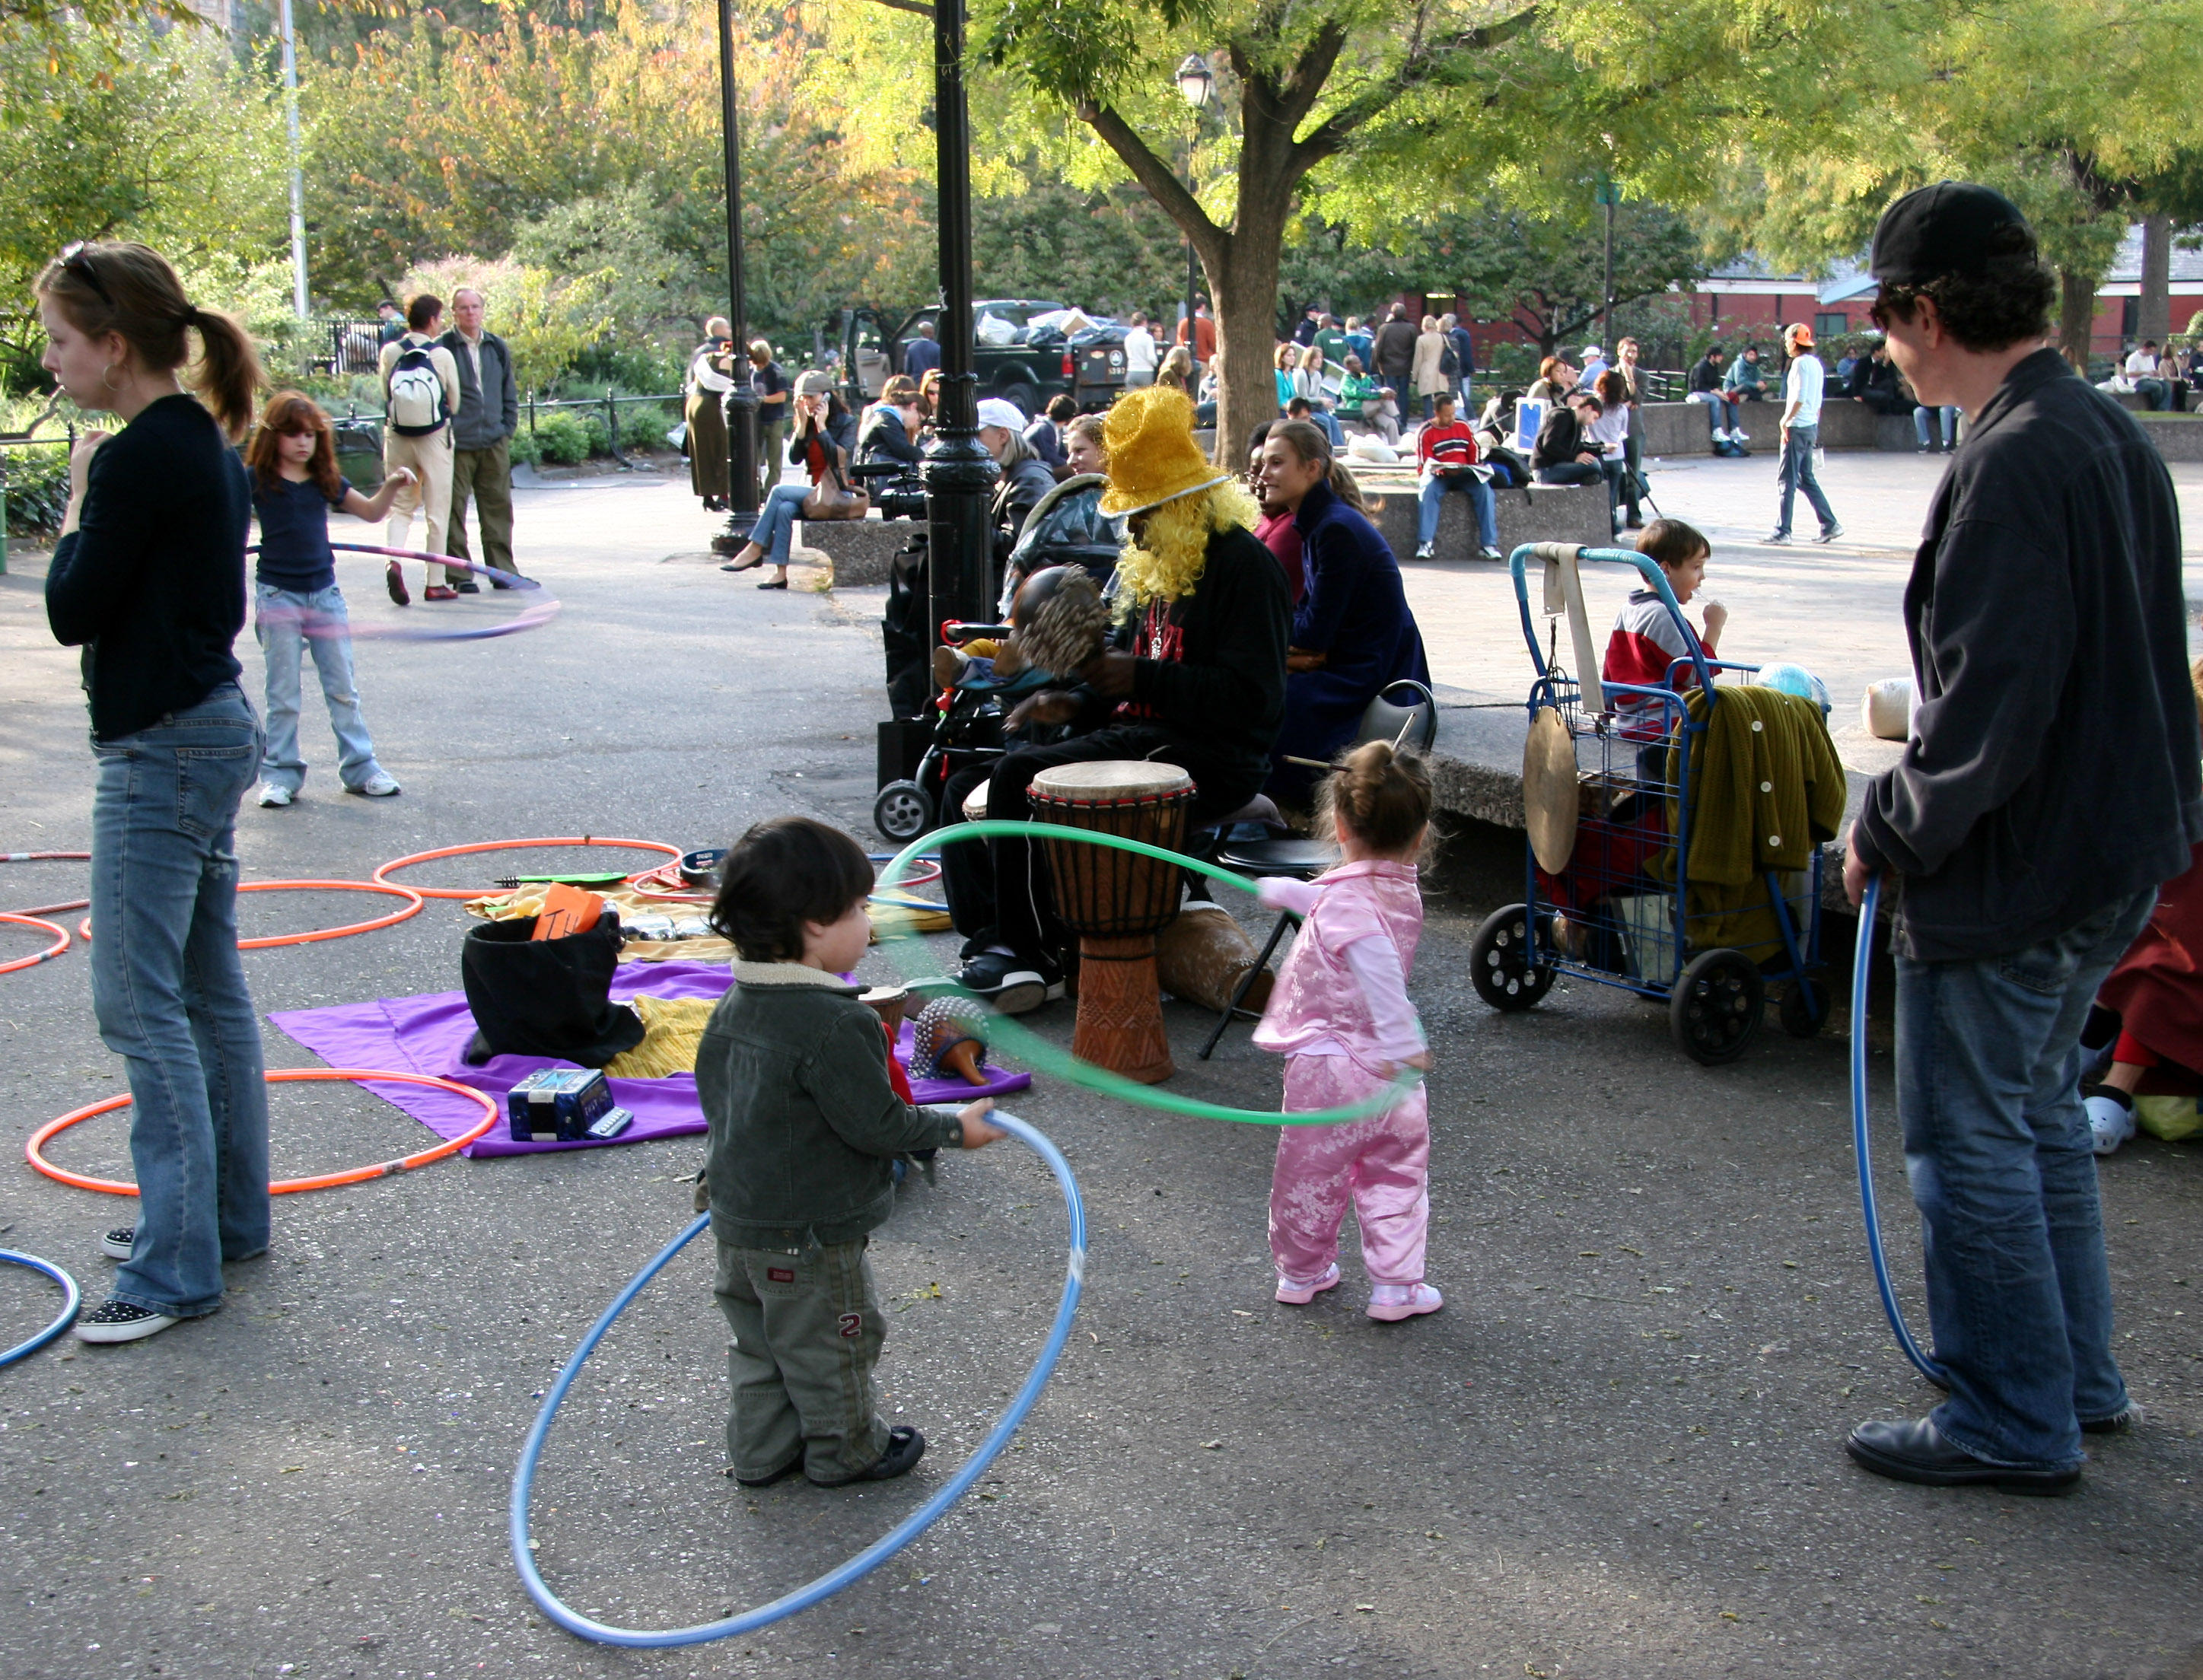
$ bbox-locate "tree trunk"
[2138,213,2171,345]
[2056,266,2097,373]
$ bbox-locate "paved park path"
[0,464,2196,1680]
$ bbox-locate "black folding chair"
[1195,681,1438,1058]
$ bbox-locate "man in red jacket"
[1412,393,1500,562]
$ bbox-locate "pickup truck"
[829,300,1129,416]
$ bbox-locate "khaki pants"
[447,437,518,583]
[383,427,456,587]
[714,1236,890,1484]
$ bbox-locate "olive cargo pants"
[714,1236,892,1484]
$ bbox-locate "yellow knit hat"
[1097,385,1231,517]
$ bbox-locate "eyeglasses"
[59,242,114,307]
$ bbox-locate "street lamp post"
[1175,54,1212,371]
[922,0,998,633]
[712,0,759,552]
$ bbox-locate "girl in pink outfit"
[1252,742,1439,1322]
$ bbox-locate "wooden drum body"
[1028,760,1194,1083]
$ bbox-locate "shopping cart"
[1469,542,1830,1064]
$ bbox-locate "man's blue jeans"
[1417,473,1497,551]
[253,584,387,794]
[1894,888,2154,1468]
[89,682,269,1318]
[749,484,813,568]
[1689,390,1741,434]
[1913,405,1959,448]
[1775,423,1836,536]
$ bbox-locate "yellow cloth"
[1646,685,1847,961]
[601,994,718,1080]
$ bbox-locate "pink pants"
[1269,1054,1431,1286]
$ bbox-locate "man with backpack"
[376,294,462,602]
[441,286,524,589]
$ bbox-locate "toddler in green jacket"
[696,816,1003,1487]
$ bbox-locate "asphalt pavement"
[1,465,2197,1680]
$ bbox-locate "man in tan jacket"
[376,294,463,601]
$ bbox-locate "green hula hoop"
[878,821,1421,1127]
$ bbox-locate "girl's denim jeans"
[88,682,270,1317]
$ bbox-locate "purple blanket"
[266,959,1031,1158]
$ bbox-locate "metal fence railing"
[0,429,78,573]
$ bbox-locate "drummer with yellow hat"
[932,385,1293,1013]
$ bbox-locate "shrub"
[2,445,72,536]
[578,410,612,457]
[506,426,546,467]
[618,402,676,450]
[533,411,591,465]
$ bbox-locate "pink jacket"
[1252,859,1424,1077]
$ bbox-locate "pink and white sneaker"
[1275,1263,1340,1306]
[1367,1281,1444,1322]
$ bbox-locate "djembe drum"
[1028,760,1195,1083]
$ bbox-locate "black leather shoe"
[1845,1418,2080,1495]
[2081,1403,2142,1435]
[732,1456,804,1488]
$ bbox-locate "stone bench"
[1367,478,1611,562]
[1638,398,1915,455]
[793,514,925,587]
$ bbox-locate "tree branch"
[1078,100,1224,262]
[860,0,934,18]
[1291,2,1540,168]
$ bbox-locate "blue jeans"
[253,584,385,794]
[89,683,269,1318]
[1310,409,1345,449]
[1895,888,2154,1468]
[1913,405,1958,448]
[1417,473,1497,551]
[1689,390,1741,434]
[1775,423,1835,536]
[750,483,813,568]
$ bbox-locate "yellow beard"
[1112,482,1261,617]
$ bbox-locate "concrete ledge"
[1368,480,1611,562]
[794,514,923,587]
[2136,414,2203,460]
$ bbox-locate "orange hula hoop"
[26,1068,500,1196]
[0,912,72,974]
[373,837,682,901]
[73,879,426,950]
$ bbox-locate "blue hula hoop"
[510,1107,1084,1648]
[1851,875,1946,1384]
[0,1249,81,1368]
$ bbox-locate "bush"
[3,445,71,536]
[532,411,591,465]
[507,425,545,467]
[618,402,676,450]
[578,410,612,457]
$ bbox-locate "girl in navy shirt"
[244,390,413,807]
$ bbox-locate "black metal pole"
[1601,196,1616,348]
[922,0,998,632]
[713,0,759,552]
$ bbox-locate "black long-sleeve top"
[46,395,250,741]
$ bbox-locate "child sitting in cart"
[1603,518,1726,753]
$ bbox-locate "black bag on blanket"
[460,914,645,1068]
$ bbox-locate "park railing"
[0,429,78,571]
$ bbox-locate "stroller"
[1469,542,1832,1064]
[872,624,1051,842]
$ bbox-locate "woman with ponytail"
[37,240,272,1344]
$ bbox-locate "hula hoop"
[1852,875,1947,1383]
[2,854,91,930]
[27,1069,499,1196]
[0,912,72,974]
[512,1106,1084,1648]
[246,543,562,642]
[73,879,426,950]
[1,851,91,861]
[626,864,715,905]
[0,1250,81,1369]
[374,838,682,902]
[877,822,1421,1126]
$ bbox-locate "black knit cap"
[1870,181,2033,285]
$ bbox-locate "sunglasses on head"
[59,241,114,306]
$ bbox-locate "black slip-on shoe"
[733,1456,806,1488]
[2081,1404,2142,1436]
[948,951,1059,1016]
[815,1425,925,1485]
[1845,1418,2080,1496]
[74,1299,180,1344]
[100,1227,135,1261]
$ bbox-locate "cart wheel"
[1670,948,1763,1064]
[1470,904,1555,1012]
[872,780,935,843]
[1778,975,1831,1039]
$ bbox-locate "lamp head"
[1175,52,1214,108]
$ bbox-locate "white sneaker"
[1479,545,1504,562]
[349,773,403,797]
[2087,1091,2136,1155]
[1367,1281,1444,1322]
[256,784,293,808]
[74,1299,180,1343]
[1412,543,1434,561]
